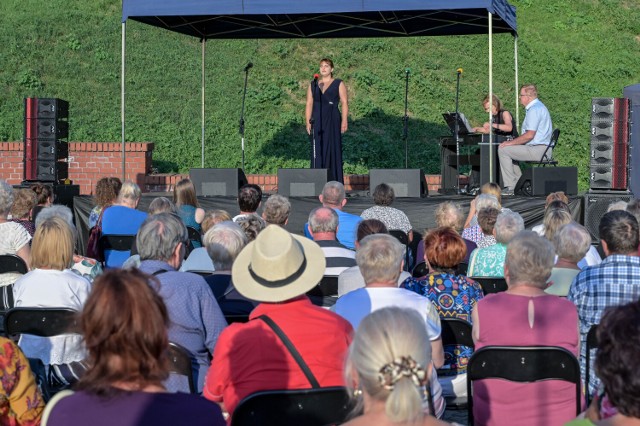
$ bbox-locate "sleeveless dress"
[474,293,579,426]
[493,109,519,138]
[311,79,344,183]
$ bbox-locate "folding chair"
[168,342,196,394]
[224,315,250,324]
[307,276,339,307]
[185,226,203,257]
[0,255,28,334]
[439,318,474,409]
[4,307,80,401]
[412,262,428,279]
[470,277,507,294]
[467,346,581,425]
[99,234,136,266]
[389,230,411,271]
[585,324,599,406]
[231,387,353,426]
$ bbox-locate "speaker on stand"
[23,98,69,182]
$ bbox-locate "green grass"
[1,0,639,189]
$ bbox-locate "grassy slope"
[1,0,639,189]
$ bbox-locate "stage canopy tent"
[122,0,516,39]
[120,0,517,173]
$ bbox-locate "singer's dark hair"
[320,58,334,76]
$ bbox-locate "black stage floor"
[73,193,583,256]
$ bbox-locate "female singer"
[305,58,348,183]
[472,94,518,139]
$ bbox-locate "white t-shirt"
[14,268,91,365]
[0,222,31,286]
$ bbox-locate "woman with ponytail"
[343,307,458,426]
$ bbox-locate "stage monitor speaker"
[584,192,634,242]
[189,168,248,197]
[514,167,578,197]
[277,168,328,197]
[369,169,427,198]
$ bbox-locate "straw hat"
[232,225,326,303]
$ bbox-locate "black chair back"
[0,284,15,336]
[471,277,507,294]
[185,226,203,257]
[441,318,474,349]
[231,387,352,426]
[307,276,339,307]
[4,307,80,337]
[440,318,474,410]
[168,342,196,394]
[585,324,599,405]
[537,128,560,167]
[224,315,250,324]
[0,254,29,275]
[389,230,411,270]
[412,262,428,278]
[466,346,581,425]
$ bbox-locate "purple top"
[47,390,225,426]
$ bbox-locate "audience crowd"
[0,176,639,426]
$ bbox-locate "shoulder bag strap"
[256,314,320,388]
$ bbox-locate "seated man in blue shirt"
[497,84,553,194]
[304,181,361,250]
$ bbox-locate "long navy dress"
[311,78,344,183]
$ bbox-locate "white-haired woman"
[0,180,31,287]
[546,222,592,296]
[343,307,457,426]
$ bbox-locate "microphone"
[405,68,411,75]
[244,62,253,72]
[457,67,463,75]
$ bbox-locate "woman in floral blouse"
[0,336,44,426]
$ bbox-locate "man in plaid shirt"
[567,210,640,396]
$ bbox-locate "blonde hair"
[31,216,74,270]
[480,182,502,205]
[345,307,431,425]
[117,180,141,203]
[434,202,463,231]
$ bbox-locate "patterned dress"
[403,273,484,376]
[467,243,507,277]
[0,337,44,426]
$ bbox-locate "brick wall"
[1,141,446,194]
[1,142,153,195]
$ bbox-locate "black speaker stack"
[23,98,69,182]
[584,96,635,242]
[589,98,630,191]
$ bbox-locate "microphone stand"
[402,69,410,168]
[454,70,462,194]
[239,64,251,172]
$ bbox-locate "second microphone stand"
[454,70,462,194]
[402,69,410,168]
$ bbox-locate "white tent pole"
[201,39,206,168]
[489,12,494,183]
[515,34,520,132]
[121,22,126,181]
